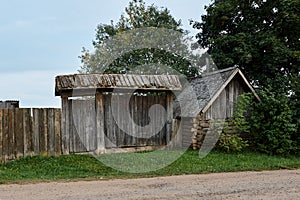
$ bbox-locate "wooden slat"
[55,109,61,154]
[48,109,55,156]
[71,100,79,152]
[96,92,105,152]
[24,108,33,156]
[88,99,96,151]
[8,109,15,160]
[69,101,74,153]
[166,93,173,146]
[32,109,40,154]
[39,109,47,154]
[0,109,3,162]
[15,109,24,158]
[2,109,9,161]
[61,96,70,154]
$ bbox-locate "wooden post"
[166,92,173,147]
[61,95,70,155]
[96,91,105,153]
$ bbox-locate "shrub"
[217,132,249,153]
[234,90,298,155]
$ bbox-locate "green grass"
[0,150,299,184]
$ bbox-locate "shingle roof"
[55,74,182,96]
[176,67,250,117]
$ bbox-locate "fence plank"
[8,109,15,160]
[2,109,9,161]
[48,109,55,156]
[24,109,33,156]
[40,109,48,154]
[32,109,40,154]
[55,109,61,154]
[15,109,24,158]
[0,110,3,162]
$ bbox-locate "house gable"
[202,68,260,119]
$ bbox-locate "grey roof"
[176,67,244,117]
[55,74,182,96]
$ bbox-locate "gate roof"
[55,74,182,96]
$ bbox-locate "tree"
[79,0,201,77]
[191,0,300,88]
[192,0,300,149]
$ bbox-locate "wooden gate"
[103,93,167,148]
[68,99,97,153]
[67,93,168,152]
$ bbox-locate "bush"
[217,132,249,153]
[235,90,298,155]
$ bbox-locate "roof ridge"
[200,66,238,78]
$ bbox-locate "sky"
[0,0,212,108]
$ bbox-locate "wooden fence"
[0,108,61,162]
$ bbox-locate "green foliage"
[232,93,252,133]
[234,90,298,155]
[193,0,300,154]
[80,0,200,77]
[217,131,249,153]
[192,0,300,88]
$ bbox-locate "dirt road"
[0,170,299,200]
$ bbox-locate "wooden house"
[55,67,259,154]
[55,74,181,154]
[175,67,260,149]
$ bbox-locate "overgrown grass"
[0,150,299,184]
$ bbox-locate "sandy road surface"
[0,170,299,200]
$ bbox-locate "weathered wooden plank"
[96,91,105,152]
[2,109,9,161]
[135,95,143,146]
[8,109,15,160]
[89,99,97,151]
[126,94,133,147]
[141,95,148,146]
[24,108,33,156]
[61,96,70,154]
[166,93,173,146]
[0,110,3,162]
[80,100,87,152]
[32,109,40,154]
[69,101,74,153]
[225,86,230,118]
[48,109,55,156]
[147,95,155,146]
[71,100,79,152]
[219,89,227,120]
[15,109,24,158]
[54,109,61,155]
[120,94,128,147]
[132,95,138,146]
[39,109,47,154]
[105,94,116,148]
[82,101,91,151]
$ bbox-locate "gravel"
[0,169,299,200]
